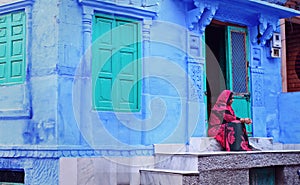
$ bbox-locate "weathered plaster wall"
[28,0,60,145]
[57,0,82,146]
[0,0,60,145]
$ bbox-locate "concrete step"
[154,153,199,171]
[140,168,199,185]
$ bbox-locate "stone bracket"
[187,0,218,34]
[250,14,278,45]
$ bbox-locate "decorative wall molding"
[0,146,154,158]
[253,77,264,107]
[187,0,218,34]
[188,63,203,101]
[0,0,34,13]
[78,0,159,18]
[250,67,264,107]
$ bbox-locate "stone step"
[154,153,199,171]
[154,137,275,154]
[140,168,199,185]
[188,137,274,152]
[248,137,273,150]
[188,137,222,152]
[154,143,187,154]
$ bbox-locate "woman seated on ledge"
[208,90,253,151]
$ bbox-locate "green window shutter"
[92,15,141,111]
[0,11,26,85]
[93,16,115,110]
[0,13,8,84]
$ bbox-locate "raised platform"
[141,150,300,184]
[142,137,300,185]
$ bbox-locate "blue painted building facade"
[0,0,299,184]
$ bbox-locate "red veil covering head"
[208,90,237,137]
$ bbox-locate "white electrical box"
[272,33,281,48]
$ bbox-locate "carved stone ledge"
[78,0,159,17]
[0,146,154,158]
[187,0,218,34]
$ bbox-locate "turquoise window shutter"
[92,15,141,111]
[93,16,115,110]
[0,11,26,85]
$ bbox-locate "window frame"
[0,0,33,119]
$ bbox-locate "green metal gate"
[226,26,252,136]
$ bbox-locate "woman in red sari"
[208,90,252,151]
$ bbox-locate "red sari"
[208,90,251,151]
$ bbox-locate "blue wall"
[0,0,299,165]
[0,0,300,184]
[279,92,300,143]
[0,0,299,149]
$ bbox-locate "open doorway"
[205,23,227,119]
[205,21,252,135]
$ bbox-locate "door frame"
[205,22,252,136]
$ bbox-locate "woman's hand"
[244,118,252,124]
[240,118,252,124]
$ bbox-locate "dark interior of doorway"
[205,23,227,119]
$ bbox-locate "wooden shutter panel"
[93,16,115,110]
[0,11,26,85]
[115,20,139,110]
[92,15,141,111]
[0,13,8,84]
